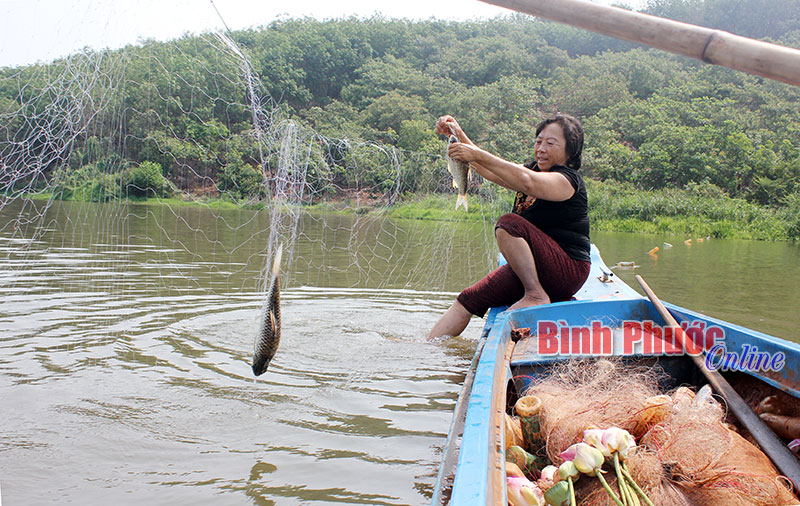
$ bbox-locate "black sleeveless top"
[512,162,590,262]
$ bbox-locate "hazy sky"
[0,0,647,68]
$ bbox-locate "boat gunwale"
[447,309,512,506]
[430,305,504,506]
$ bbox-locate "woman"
[428,113,591,339]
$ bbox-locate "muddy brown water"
[1,199,797,504]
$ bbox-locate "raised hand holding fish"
[435,115,460,138]
[438,116,474,212]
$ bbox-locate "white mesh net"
[0,27,508,302]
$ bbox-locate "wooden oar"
[635,274,800,489]
[478,0,800,87]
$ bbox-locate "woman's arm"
[448,143,576,201]
[465,158,517,190]
[436,115,575,200]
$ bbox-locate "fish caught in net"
[0,26,510,308]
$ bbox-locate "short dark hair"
[536,114,584,170]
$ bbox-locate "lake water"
[1,199,798,505]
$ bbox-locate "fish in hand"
[445,135,471,212]
[252,243,283,376]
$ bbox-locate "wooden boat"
[431,245,800,506]
[428,2,800,504]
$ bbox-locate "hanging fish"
[445,135,471,212]
[252,243,283,376]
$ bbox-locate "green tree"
[362,91,431,142]
[126,161,171,197]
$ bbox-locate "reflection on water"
[1,199,799,504]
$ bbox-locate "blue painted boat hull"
[431,245,800,506]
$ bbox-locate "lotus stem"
[568,476,577,506]
[627,466,641,506]
[624,468,641,506]
[596,472,625,506]
[621,463,642,506]
[613,453,631,506]
[621,464,655,506]
[630,486,641,506]
[515,395,544,452]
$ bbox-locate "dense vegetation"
[1,0,799,239]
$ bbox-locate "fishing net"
[523,359,664,463]
[0,24,510,309]
[642,390,798,506]
[518,359,798,506]
[0,14,513,504]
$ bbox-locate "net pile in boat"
[514,359,798,506]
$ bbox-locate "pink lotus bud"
[506,476,545,506]
[572,442,605,476]
[602,427,636,461]
[559,443,578,462]
[583,428,610,456]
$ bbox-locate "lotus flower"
[507,476,545,506]
[559,443,578,462]
[540,465,559,483]
[565,443,605,477]
[558,460,579,481]
[583,428,610,456]
[601,427,636,461]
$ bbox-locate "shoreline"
[21,183,798,242]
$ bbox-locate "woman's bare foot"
[507,293,550,310]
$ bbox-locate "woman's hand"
[448,142,484,164]
[436,115,462,138]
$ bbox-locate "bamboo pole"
[479,0,800,87]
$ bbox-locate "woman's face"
[534,123,569,171]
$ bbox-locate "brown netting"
[643,397,798,505]
[521,359,663,462]
[514,359,798,506]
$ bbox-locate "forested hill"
[645,0,800,41]
[1,0,799,211]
